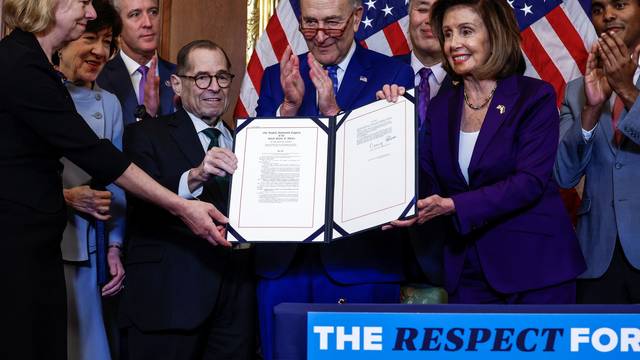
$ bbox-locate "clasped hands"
[583,31,640,130]
[279,46,341,116]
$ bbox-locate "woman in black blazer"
[0,1,228,358]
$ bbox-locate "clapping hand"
[143,55,160,117]
[279,46,305,116]
[308,53,341,116]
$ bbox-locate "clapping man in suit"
[98,0,176,125]
[121,40,255,359]
[555,0,640,303]
[254,0,413,359]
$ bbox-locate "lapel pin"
[496,105,505,114]
[452,80,460,86]
[359,76,368,83]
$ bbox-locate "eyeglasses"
[177,72,235,89]
[298,12,354,40]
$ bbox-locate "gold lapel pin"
[496,105,505,114]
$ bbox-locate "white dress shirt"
[458,130,480,184]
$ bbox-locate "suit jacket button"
[615,162,622,169]
[93,112,103,119]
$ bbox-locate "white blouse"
[458,130,480,184]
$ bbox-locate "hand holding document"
[227,93,417,243]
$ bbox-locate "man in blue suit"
[97,0,175,125]
[554,0,640,303]
[255,0,413,358]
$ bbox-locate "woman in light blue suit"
[56,2,125,359]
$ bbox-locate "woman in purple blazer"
[382,0,585,304]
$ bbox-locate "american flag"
[234,0,596,117]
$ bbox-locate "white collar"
[333,41,356,72]
[410,52,446,85]
[120,50,155,76]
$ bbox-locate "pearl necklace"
[464,84,497,110]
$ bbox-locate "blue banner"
[308,312,640,359]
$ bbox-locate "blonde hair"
[3,0,58,33]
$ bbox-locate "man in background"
[98,0,176,124]
[555,0,640,303]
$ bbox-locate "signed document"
[228,117,329,243]
[228,94,416,243]
[332,97,416,239]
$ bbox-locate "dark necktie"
[201,127,222,150]
[95,219,108,286]
[325,65,339,96]
[92,181,108,286]
[137,65,149,105]
[417,67,432,125]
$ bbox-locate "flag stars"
[365,0,376,10]
[521,3,533,16]
[382,4,393,16]
[507,0,515,8]
[362,16,373,28]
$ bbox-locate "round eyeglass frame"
[177,73,235,90]
[298,11,355,40]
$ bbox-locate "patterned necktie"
[611,96,624,146]
[417,67,432,125]
[325,65,339,96]
[137,65,149,105]
[201,127,222,150]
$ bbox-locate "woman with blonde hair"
[1,1,228,358]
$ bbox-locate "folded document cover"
[227,94,417,242]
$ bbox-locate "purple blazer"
[421,74,585,294]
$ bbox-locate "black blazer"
[0,29,130,213]
[97,53,176,126]
[0,30,131,358]
[120,109,233,331]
